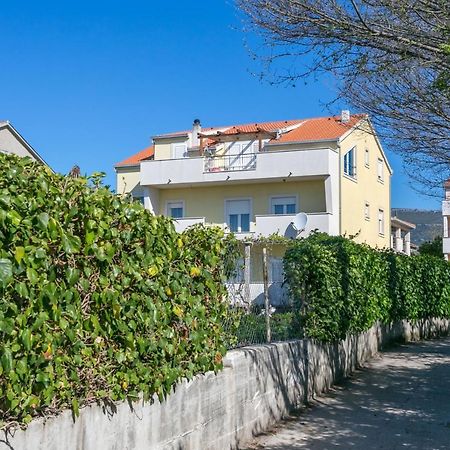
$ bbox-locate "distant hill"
[391,208,442,245]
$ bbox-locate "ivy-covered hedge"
[284,233,450,342]
[0,154,237,427]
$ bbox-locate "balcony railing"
[204,153,257,173]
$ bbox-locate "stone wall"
[2,319,449,450]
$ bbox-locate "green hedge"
[284,233,450,342]
[0,154,237,427]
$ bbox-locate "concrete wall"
[3,318,449,450]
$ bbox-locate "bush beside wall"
[0,154,237,427]
[284,233,450,342]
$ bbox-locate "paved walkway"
[245,338,450,450]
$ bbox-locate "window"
[378,209,385,235]
[364,148,370,167]
[377,158,384,182]
[343,147,356,178]
[269,258,284,283]
[364,202,370,220]
[172,144,187,159]
[167,201,184,219]
[226,199,251,233]
[271,196,297,215]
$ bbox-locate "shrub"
[284,233,450,342]
[0,154,238,427]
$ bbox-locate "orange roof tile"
[115,145,154,167]
[274,114,366,143]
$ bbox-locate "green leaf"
[37,212,49,230]
[61,233,81,254]
[0,259,13,286]
[14,247,25,264]
[26,267,39,284]
[1,348,13,372]
[72,398,80,418]
[21,329,32,351]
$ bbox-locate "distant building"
[443,180,450,261]
[0,121,49,166]
[391,217,415,256]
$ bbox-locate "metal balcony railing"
[204,153,257,173]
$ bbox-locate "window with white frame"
[226,199,251,233]
[269,258,284,283]
[364,202,370,220]
[378,209,385,235]
[172,143,187,159]
[364,148,370,167]
[167,201,184,219]
[271,196,297,215]
[377,158,384,182]
[343,147,356,178]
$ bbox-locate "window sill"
[343,174,358,183]
[377,178,384,184]
[365,217,370,221]
[379,233,385,237]
[365,164,370,169]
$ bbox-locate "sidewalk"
[244,338,450,450]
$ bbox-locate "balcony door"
[225,199,251,233]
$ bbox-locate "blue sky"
[0,0,440,209]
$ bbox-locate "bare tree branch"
[237,0,450,196]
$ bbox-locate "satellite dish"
[291,213,308,233]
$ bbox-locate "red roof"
[116,114,367,166]
[275,115,365,143]
[115,145,154,167]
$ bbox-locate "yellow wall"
[115,167,144,197]
[154,137,188,160]
[339,127,391,248]
[158,179,326,222]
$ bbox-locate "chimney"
[192,119,201,147]
[341,110,350,123]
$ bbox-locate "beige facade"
[339,126,392,248]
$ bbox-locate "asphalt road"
[244,338,450,450]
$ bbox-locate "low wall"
[2,319,449,450]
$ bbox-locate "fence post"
[244,242,251,310]
[262,246,271,343]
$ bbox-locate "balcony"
[140,148,338,188]
[254,212,333,238]
[173,217,205,233]
[204,153,256,173]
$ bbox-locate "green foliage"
[0,154,238,427]
[419,236,444,259]
[284,233,450,342]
